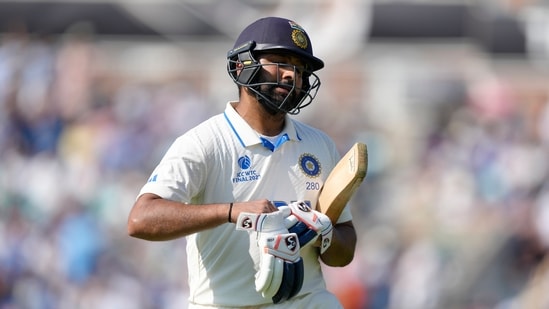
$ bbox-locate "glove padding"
[236,209,303,303]
[281,201,333,254]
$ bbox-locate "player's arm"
[127,193,277,241]
[319,220,356,266]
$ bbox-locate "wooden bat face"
[317,143,368,224]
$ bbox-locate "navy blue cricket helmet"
[227,17,323,115]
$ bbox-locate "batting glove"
[281,201,333,254]
[236,210,304,303]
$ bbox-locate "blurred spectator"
[1,9,548,309]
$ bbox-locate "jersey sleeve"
[138,133,207,203]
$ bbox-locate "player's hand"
[236,209,303,303]
[281,201,333,254]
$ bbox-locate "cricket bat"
[317,142,368,224]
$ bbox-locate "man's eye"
[295,66,305,74]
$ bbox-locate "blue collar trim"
[260,133,290,152]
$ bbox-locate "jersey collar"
[223,101,301,150]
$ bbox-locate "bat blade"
[317,142,368,224]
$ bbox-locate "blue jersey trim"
[260,133,290,152]
[224,112,245,148]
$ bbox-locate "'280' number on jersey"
[306,181,320,190]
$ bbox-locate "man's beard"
[254,81,301,115]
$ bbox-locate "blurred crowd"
[1,21,549,309]
[0,30,213,308]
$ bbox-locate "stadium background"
[1,0,549,308]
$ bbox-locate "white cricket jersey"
[138,102,353,307]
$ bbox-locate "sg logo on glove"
[240,216,254,229]
[280,201,334,254]
[284,235,298,252]
[296,202,310,213]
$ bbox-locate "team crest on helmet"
[288,21,308,49]
[299,153,321,177]
[291,30,308,49]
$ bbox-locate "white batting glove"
[236,209,304,303]
[281,201,333,254]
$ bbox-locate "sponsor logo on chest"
[232,155,261,183]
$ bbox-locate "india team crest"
[291,30,308,49]
[288,21,308,49]
[299,153,321,178]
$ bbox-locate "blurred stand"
[1,1,549,308]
